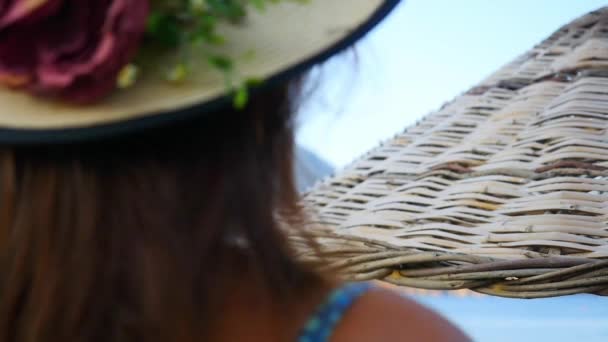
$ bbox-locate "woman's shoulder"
[330,285,471,342]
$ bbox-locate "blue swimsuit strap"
[297,282,373,342]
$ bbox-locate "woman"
[0,0,468,341]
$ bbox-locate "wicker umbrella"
[300,7,608,299]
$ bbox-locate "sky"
[414,294,608,342]
[297,0,608,168]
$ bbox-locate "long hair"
[0,79,324,341]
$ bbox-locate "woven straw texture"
[300,7,608,298]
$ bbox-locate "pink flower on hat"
[0,0,149,103]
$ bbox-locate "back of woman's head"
[0,80,322,342]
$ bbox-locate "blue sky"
[297,0,608,167]
[414,294,608,342]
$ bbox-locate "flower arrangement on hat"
[0,0,290,106]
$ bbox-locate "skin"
[332,288,471,342]
[211,280,471,342]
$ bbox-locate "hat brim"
[0,0,400,144]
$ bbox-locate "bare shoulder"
[331,286,471,342]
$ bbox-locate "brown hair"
[0,79,325,341]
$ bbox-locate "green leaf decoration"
[138,1,303,108]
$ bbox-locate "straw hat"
[302,6,608,298]
[0,0,399,143]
